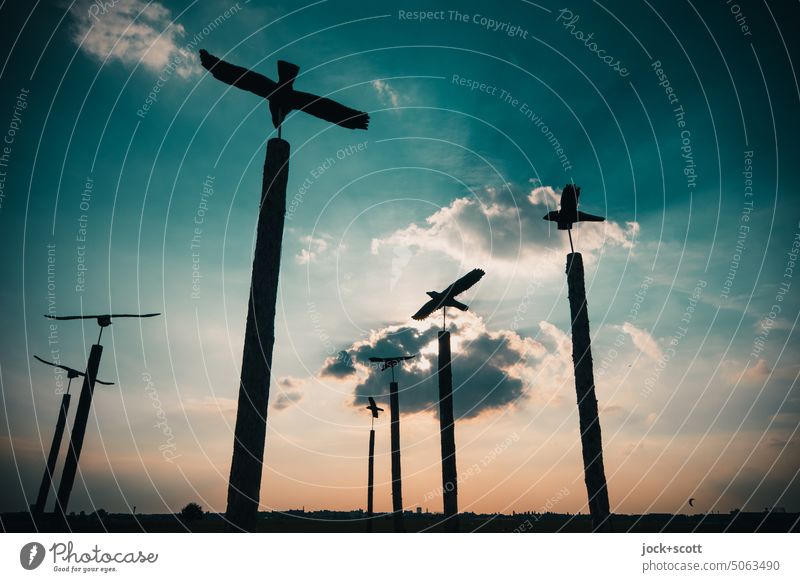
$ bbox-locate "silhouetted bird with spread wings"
[366,397,384,419]
[199,49,370,134]
[542,184,605,231]
[412,268,485,327]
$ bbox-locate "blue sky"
[0,0,798,516]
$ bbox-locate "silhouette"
[199,48,370,531]
[180,502,204,522]
[364,397,382,532]
[413,269,486,532]
[199,50,369,138]
[412,268,485,329]
[549,184,611,532]
[365,396,384,418]
[31,356,113,516]
[368,354,417,532]
[543,184,605,252]
[689,498,696,508]
[44,312,159,521]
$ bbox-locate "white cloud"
[71,0,201,77]
[616,321,663,361]
[370,183,638,279]
[372,79,400,108]
[295,235,333,265]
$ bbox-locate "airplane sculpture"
[34,356,114,386]
[44,313,160,343]
[368,355,416,382]
[199,49,370,137]
[543,184,605,252]
[412,268,485,329]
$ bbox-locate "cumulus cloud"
[295,235,333,265]
[71,0,201,77]
[372,79,400,108]
[616,322,663,361]
[318,312,566,419]
[272,376,305,411]
[370,184,638,278]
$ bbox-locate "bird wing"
[576,211,605,223]
[44,314,93,320]
[412,298,440,321]
[398,355,417,361]
[291,90,369,129]
[95,379,115,386]
[108,313,161,319]
[445,268,486,296]
[199,50,277,99]
[368,357,384,363]
[34,355,73,374]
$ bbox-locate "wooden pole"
[388,380,405,532]
[55,343,102,519]
[565,252,612,532]
[437,330,459,531]
[34,393,71,514]
[226,137,290,531]
[366,428,375,532]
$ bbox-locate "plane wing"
[576,211,605,223]
[291,90,370,130]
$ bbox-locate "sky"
[0,0,798,518]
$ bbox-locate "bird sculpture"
[199,49,369,137]
[412,268,485,329]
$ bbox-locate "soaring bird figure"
[688,497,696,508]
[45,313,160,341]
[199,49,370,134]
[366,397,384,419]
[412,268,485,328]
[543,184,605,231]
[34,356,114,385]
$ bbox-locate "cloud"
[182,396,237,418]
[320,350,357,379]
[71,0,200,77]
[616,322,663,361]
[319,312,559,419]
[370,184,638,278]
[295,235,333,265]
[372,79,400,108]
[272,376,306,411]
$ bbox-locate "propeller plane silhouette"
[542,184,605,231]
[366,397,384,419]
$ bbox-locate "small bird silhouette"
[366,397,384,418]
[412,268,485,321]
[688,497,696,508]
[542,184,605,230]
[199,50,369,131]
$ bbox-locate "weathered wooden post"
[54,343,102,519]
[388,380,404,532]
[411,269,484,532]
[437,330,459,532]
[198,50,369,531]
[566,253,611,532]
[367,428,375,531]
[226,137,289,531]
[34,392,70,514]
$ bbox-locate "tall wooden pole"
[226,137,290,532]
[437,330,458,531]
[366,428,375,532]
[388,380,405,532]
[34,393,71,514]
[55,343,102,519]
[566,252,612,532]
